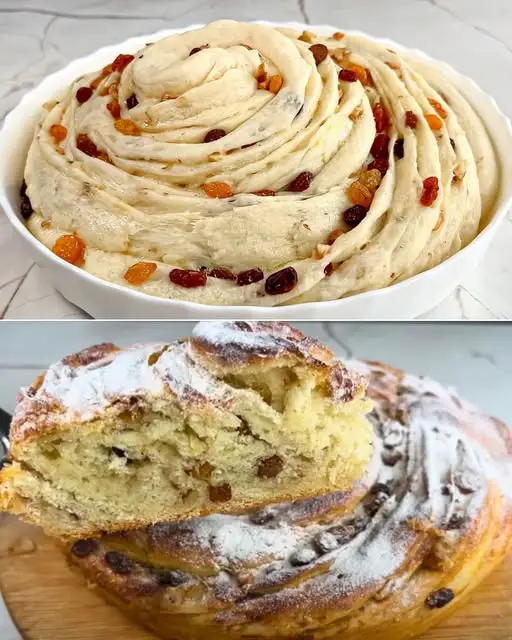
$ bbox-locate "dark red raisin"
[425,588,455,609]
[76,86,93,104]
[158,570,188,587]
[309,43,328,65]
[288,171,313,192]
[204,128,226,143]
[208,483,232,502]
[372,102,389,134]
[420,176,439,207]
[450,138,456,150]
[209,267,236,280]
[338,68,357,82]
[71,539,98,558]
[370,134,390,159]
[237,268,264,286]
[20,190,33,220]
[105,551,133,574]
[189,47,202,56]
[264,266,298,295]
[76,133,99,157]
[394,138,405,159]
[324,263,334,276]
[257,454,284,478]
[126,93,138,109]
[405,111,418,129]
[343,205,368,228]
[368,157,389,176]
[169,268,207,288]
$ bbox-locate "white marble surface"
[0,320,511,638]
[0,0,512,318]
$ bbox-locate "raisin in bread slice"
[0,321,374,538]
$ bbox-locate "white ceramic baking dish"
[1,22,511,319]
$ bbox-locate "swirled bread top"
[25,20,499,305]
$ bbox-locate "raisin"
[208,483,232,502]
[425,588,455,609]
[52,234,86,265]
[202,182,233,199]
[257,455,284,479]
[124,262,157,285]
[204,128,226,143]
[288,171,313,192]
[169,268,207,288]
[333,32,345,40]
[189,47,202,56]
[158,570,188,587]
[347,63,370,85]
[111,446,127,458]
[420,176,439,207]
[405,111,418,129]
[20,188,33,220]
[106,101,121,119]
[112,54,135,73]
[49,124,67,143]
[253,189,276,197]
[450,138,456,150]
[76,86,93,104]
[394,138,405,159]
[114,119,140,136]
[309,43,328,65]
[428,98,447,119]
[71,539,98,558]
[268,75,284,94]
[367,157,389,176]
[372,102,389,134]
[324,262,334,276]
[347,181,373,208]
[76,133,99,157]
[370,134,390,159]
[343,204,368,228]
[426,114,443,131]
[237,267,264,286]
[264,266,298,295]
[105,551,133,574]
[126,93,139,109]
[359,169,382,193]
[209,267,236,280]
[290,547,317,566]
[327,228,342,244]
[314,532,338,554]
[338,68,357,82]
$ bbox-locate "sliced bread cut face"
[0,322,374,539]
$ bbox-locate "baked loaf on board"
[66,360,512,640]
[0,321,373,537]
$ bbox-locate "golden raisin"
[346,63,370,85]
[208,483,232,503]
[268,75,284,94]
[332,32,345,40]
[327,228,343,245]
[114,119,140,136]
[359,169,382,193]
[255,63,267,84]
[428,98,448,119]
[49,124,67,143]
[112,53,135,73]
[107,101,121,119]
[347,181,373,208]
[202,182,233,199]
[52,234,86,266]
[124,262,157,285]
[426,114,443,131]
[97,150,111,163]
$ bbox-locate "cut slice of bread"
[0,321,374,539]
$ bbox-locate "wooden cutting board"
[0,514,511,640]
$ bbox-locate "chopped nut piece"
[298,31,315,43]
[452,162,466,185]
[349,105,364,121]
[202,182,233,199]
[313,244,330,259]
[124,262,157,285]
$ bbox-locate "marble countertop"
[0,0,512,318]
[1,319,512,638]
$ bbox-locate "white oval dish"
[1,21,511,319]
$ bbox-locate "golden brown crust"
[65,361,512,639]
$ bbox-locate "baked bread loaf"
[0,321,373,538]
[66,361,512,640]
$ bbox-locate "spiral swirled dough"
[25,20,499,305]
